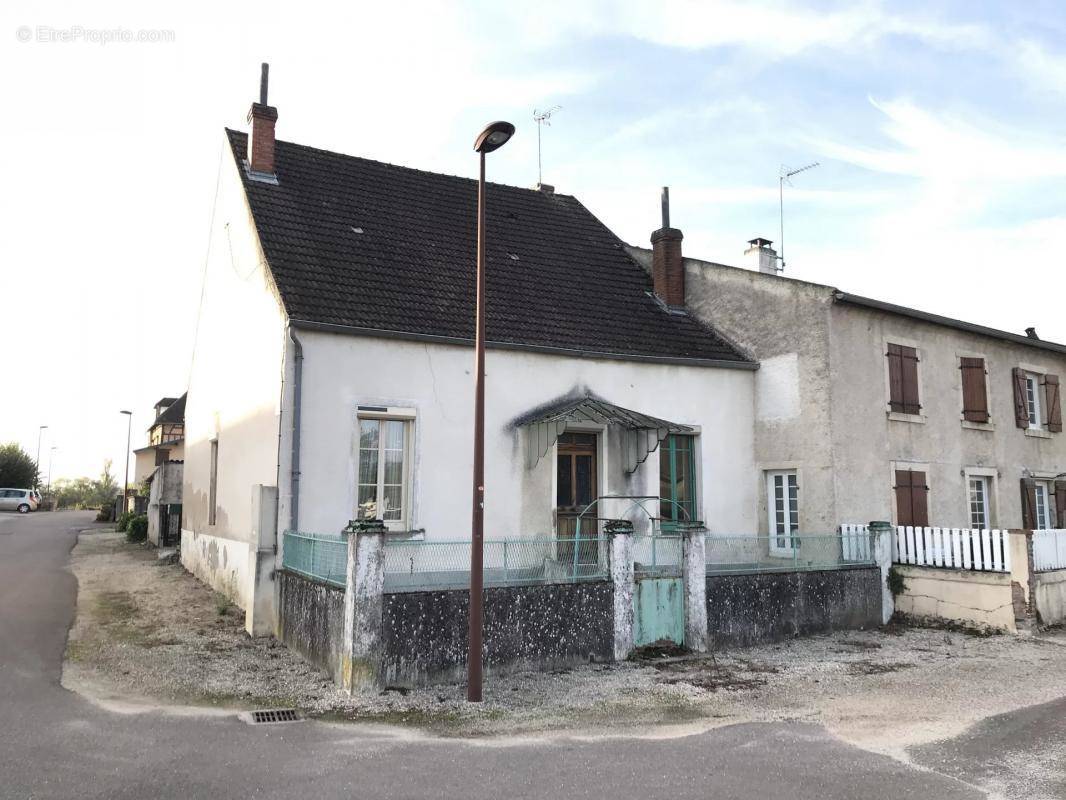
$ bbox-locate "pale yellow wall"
[895,564,1016,632]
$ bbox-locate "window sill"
[1024,427,1052,440]
[961,420,995,432]
[887,411,925,424]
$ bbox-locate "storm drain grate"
[244,708,301,725]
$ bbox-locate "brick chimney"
[247,63,278,175]
[745,237,779,275]
[651,187,685,307]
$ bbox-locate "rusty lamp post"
[468,120,514,703]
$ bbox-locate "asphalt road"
[0,510,1049,799]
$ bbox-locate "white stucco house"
[183,81,759,635]
[628,236,1066,544]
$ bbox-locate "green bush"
[126,514,148,542]
[887,566,907,598]
[116,510,135,532]
[95,505,112,523]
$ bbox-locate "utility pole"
[120,410,133,514]
[35,425,47,487]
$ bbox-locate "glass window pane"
[384,448,403,486]
[384,420,405,451]
[358,447,378,485]
[575,455,593,507]
[382,486,402,520]
[557,455,572,507]
[359,419,379,449]
[357,484,378,519]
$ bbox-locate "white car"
[0,488,38,513]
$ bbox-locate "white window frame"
[1035,481,1052,530]
[967,475,990,529]
[355,407,415,532]
[766,470,799,555]
[1025,372,1043,430]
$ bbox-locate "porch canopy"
[517,394,693,474]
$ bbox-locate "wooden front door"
[556,432,598,539]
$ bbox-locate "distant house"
[133,393,185,546]
[182,78,759,635]
[628,237,1066,538]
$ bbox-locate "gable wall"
[181,139,287,609]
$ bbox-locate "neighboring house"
[132,393,186,546]
[628,235,1066,540]
[133,395,186,484]
[183,82,758,634]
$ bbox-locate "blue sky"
[2,0,1064,479]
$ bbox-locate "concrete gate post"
[869,520,895,625]
[341,519,386,694]
[681,524,708,652]
[606,520,635,661]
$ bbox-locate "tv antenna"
[779,161,819,271]
[533,106,561,185]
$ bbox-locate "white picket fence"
[1033,529,1066,572]
[839,523,875,562]
[894,526,1011,573]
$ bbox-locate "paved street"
[0,511,1053,799]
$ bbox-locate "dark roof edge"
[833,292,1066,356]
[289,318,759,370]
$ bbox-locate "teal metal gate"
[633,532,684,646]
[572,496,695,649]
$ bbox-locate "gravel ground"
[65,529,1066,756]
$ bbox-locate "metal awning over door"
[517,395,693,474]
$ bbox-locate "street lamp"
[35,425,48,487]
[468,120,515,704]
[120,410,133,514]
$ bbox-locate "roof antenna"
[533,106,561,185]
[778,161,819,272]
[259,63,269,105]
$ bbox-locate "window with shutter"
[1045,375,1062,433]
[960,357,989,423]
[894,469,929,527]
[887,344,921,415]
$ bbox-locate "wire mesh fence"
[704,531,876,574]
[383,536,608,592]
[632,533,683,577]
[281,531,347,588]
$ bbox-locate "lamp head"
[474,121,515,154]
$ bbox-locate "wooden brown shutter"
[887,345,904,412]
[1045,375,1062,433]
[894,470,929,527]
[1020,477,1038,529]
[1055,481,1066,528]
[911,471,929,527]
[1013,367,1030,428]
[960,357,989,423]
[887,344,920,414]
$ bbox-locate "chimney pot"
[1026,327,1039,339]
[745,237,779,275]
[247,62,278,175]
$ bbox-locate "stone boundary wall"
[379,581,615,686]
[706,566,883,648]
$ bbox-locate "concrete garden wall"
[276,570,346,680]
[379,581,615,686]
[894,564,1016,632]
[1034,569,1066,626]
[705,567,882,647]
